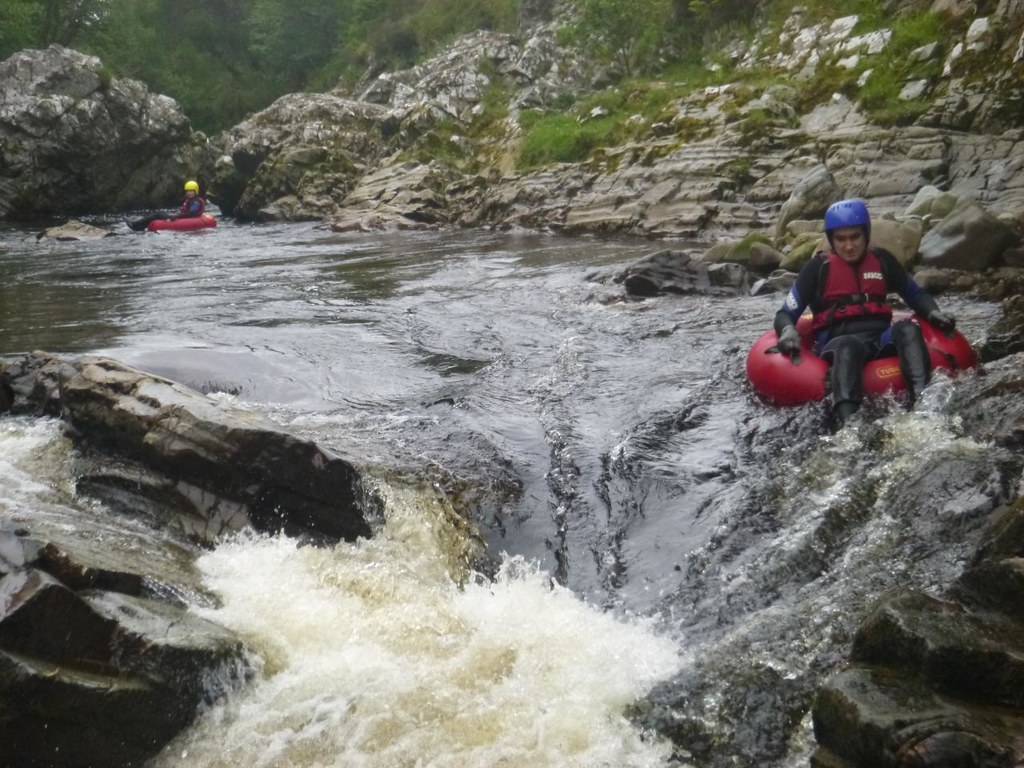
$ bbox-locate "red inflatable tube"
[746,313,978,406]
[147,214,217,232]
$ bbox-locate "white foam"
[0,418,67,505]
[154,487,681,768]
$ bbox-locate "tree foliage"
[0,1,40,55]
[0,0,520,134]
[569,0,675,76]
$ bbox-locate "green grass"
[505,2,981,170]
[854,10,950,125]
[518,113,614,168]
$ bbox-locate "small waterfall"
[149,482,682,768]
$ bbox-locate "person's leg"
[822,334,869,427]
[126,213,162,231]
[891,319,932,407]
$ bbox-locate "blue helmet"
[824,198,871,245]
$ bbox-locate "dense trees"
[0,0,105,51]
[0,0,756,134]
[569,0,675,75]
[0,0,519,133]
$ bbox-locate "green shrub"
[855,10,948,125]
[518,113,622,168]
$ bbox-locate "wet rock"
[56,355,374,544]
[977,294,1024,361]
[910,266,955,294]
[1,649,190,767]
[851,590,1024,708]
[812,666,1024,768]
[812,409,1024,768]
[609,249,752,297]
[0,349,75,417]
[919,197,1021,271]
[750,269,797,296]
[35,219,114,241]
[956,494,1024,616]
[957,556,1024,618]
[0,561,249,767]
[0,352,376,545]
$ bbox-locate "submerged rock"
[35,219,115,241]
[597,248,753,298]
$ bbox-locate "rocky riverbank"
[0,293,1022,766]
[3,2,1024,765]
[203,0,1024,245]
[0,353,385,765]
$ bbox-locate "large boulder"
[773,164,841,240]
[212,93,390,221]
[919,197,1022,270]
[811,352,1024,768]
[0,45,215,219]
[871,217,923,267]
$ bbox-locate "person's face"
[831,226,867,263]
[185,190,196,198]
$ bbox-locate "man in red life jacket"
[127,180,206,231]
[177,179,206,218]
[773,198,956,429]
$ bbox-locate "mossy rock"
[780,232,826,272]
[703,232,778,267]
[700,241,733,263]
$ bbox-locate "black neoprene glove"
[929,310,956,333]
[777,325,802,356]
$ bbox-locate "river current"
[0,218,1006,766]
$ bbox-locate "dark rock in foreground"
[0,523,251,767]
[1,352,375,544]
[0,350,381,766]
[810,350,1024,768]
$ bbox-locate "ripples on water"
[0,219,1006,766]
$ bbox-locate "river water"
[0,218,1008,766]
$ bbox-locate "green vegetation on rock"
[0,0,521,134]
[1,0,1008,151]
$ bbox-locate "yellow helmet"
[184,180,200,193]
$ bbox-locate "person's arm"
[774,257,818,334]
[881,251,955,331]
[773,257,819,354]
